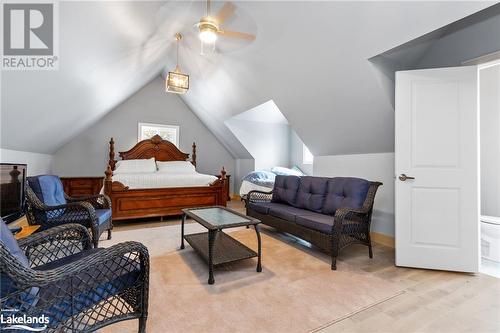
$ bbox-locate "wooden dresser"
[61,177,104,197]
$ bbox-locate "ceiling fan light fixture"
[199,28,218,44]
[198,20,218,44]
[166,33,189,94]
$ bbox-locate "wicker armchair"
[0,221,149,333]
[26,175,112,247]
[245,177,382,270]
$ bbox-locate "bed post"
[220,166,228,206]
[191,142,197,167]
[104,164,113,196]
[108,137,116,171]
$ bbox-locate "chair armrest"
[30,241,149,286]
[32,201,98,228]
[18,224,92,267]
[246,190,273,204]
[1,242,149,313]
[66,194,111,209]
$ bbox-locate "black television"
[0,163,27,223]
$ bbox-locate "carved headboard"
[108,134,196,171]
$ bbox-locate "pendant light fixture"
[166,33,189,94]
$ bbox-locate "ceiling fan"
[195,0,256,53]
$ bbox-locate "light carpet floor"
[100,222,403,333]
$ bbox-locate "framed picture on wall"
[138,123,180,147]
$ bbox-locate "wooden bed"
[104,135,228,221]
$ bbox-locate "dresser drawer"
[61,177,104,197]
[70,188,95,196]
[69,179,93,188]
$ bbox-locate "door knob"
[399,174,415,181]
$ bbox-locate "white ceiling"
[1,1,495,157]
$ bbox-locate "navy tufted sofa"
[245,175,382,269]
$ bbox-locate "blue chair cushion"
[296,213,335,234]
[28,175,67,218]
[95,209,112,226]
[322,177,370,215]
[28,175,66,207]
[48,209,111,228]
[0,219,36,303]
[294,176,328,212]
[0,219,29,267]
[271,175,300,205]
[268,203,311,222]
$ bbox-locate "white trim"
[462,50,500,67]
[137,122,180,147]
[478,59,500,71]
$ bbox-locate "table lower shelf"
[184,231,257,266]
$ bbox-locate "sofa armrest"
[332,207,371,232]
[246,190,273,204]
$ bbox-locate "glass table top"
[186,207,253,228]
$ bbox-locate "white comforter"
[111,172,218,189]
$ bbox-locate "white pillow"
[156,161,196,174]
[114,158,156,174]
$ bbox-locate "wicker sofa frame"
[0,224,149,332]
[245,181,382,270]
[25,182,112,248]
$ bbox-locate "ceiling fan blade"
[218,30,255,41]
[214,2,236,24]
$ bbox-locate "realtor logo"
[2,1,59,70]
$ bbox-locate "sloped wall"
[52,76,236,192]
[226,119,291,171]
[416,5,500,68]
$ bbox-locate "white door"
[395,66,480,272]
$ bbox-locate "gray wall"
[314,153,395,236]
[52,76,236,193]
[0,149,53,175]
[289,130,313,175]
[234,158,255,195]
[480,64,500,217]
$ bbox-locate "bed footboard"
[104,165,228,221]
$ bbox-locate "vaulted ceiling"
[1,1,495,158]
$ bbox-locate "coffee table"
[181,206,262,285]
